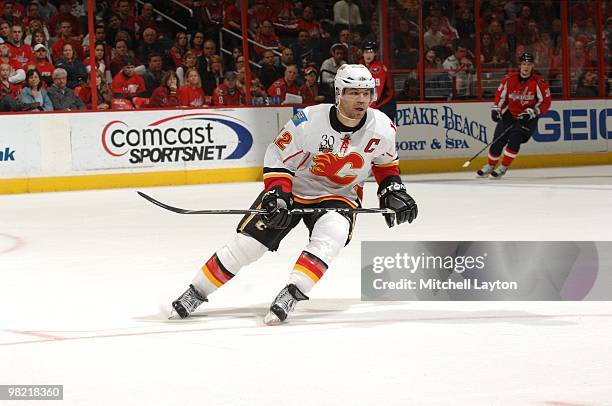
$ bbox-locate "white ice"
[1,165,612,406]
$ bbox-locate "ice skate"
[490,165,508,178]
[264,284,308,325]
[171,284,207,319]
[476,164,494,177]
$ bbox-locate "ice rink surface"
[1,165,612,406]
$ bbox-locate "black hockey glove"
[261,186,293,229]
[518,107,537,126]
[378,181,418,228]
[491,108,502,123]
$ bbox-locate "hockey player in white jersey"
[171,64,418,324]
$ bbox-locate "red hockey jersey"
[492,72,552,118]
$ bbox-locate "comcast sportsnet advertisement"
[71,109,277,171]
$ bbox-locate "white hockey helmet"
[334,64,377,105]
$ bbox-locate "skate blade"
[263,311,283,325]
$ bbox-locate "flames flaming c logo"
[310,152,365,185]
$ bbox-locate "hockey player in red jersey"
[360,41,396,121]
[171,64,418,324]
[477,52,552,178]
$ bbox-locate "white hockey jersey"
[263,104,400,208]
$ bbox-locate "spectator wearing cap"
[212,70,243,106]
[320,43,347,85]
[149,71,180,108]
[178,67,206,107]
[299,66,324,104]
[51,20,83,61]
[360,41,396,120]
[267,63,300,104]
[112,58,146,101]
[333,0,362,27]
[140,52,165,98]
[46,67,85,110]
[53,43,86,89]
[33,43,54,86]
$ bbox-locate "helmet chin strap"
[336,97,364,126]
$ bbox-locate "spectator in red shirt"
[267,63,300,104]
[112,58,146,101]
[299,65,324,104]
[178,67,206,107]
[223,0,241,32]
[109,39,132,77]
[212,70,243,106]
[49,1,81,37]
[1,1,24,26]
[32,44,54,86]
[51,20,84,61]
[84,42,110,81]
[149,70,180,108]
[7,24,33,71]
[75,69,112,110]
[254,19,281,57]
[248,0,274,33]
[169,31,188,69]
[135,2,160,40]
[193,0,224,36]
[116,0,136,33]
[0,62,22,97]
[296,6,321,39]
[189,31,206,58]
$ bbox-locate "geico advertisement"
[0,116,41,178]
[395,100,611,159]
[71,110,276,170]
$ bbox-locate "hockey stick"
[461,123,515,168]
[137,191,395,215]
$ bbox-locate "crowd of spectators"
[390,0,611,100]
[0,0,610,112]
[0,0,381,111]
